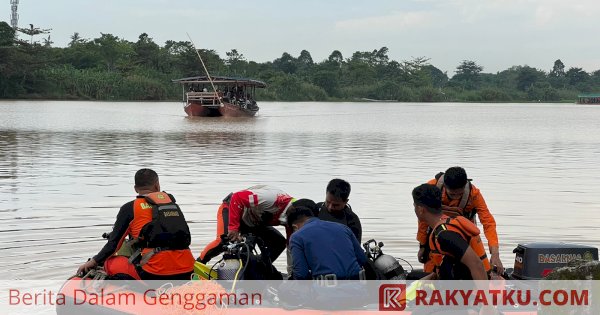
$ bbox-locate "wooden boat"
[577,93,600,104]
[172,76,266,117]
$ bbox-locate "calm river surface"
[1,100,599,279]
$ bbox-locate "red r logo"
[379,284,406,311]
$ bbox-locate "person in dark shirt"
[288,204,366,280]
[412,183,487,280]
[316,178,362,242]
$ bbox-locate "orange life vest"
[428,216,491,275]
[130,192,194,275]
[435,172,476,221]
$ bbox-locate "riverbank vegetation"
[1,22,598,102]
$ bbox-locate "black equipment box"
[511,242,598,279]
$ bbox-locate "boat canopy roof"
[578,93,600,98]
[172,76,267,88]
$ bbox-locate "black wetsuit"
[316,202,362,242]
[94,201,135,264]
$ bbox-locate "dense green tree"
[196,49,225,75]
[1,28,595,102]
[0,21,15,46]
[550,59,565,77]
[69,32,86,47]
[164,40,196,75]
[225,49,246,76]
[163,41,223,77]
[273,52,297,74]
[348,47,389,67]
[311,69,339,97]
[423,65,448,88]
[297,50,314,66]
[327,50,343,66]
[377,60,404,81]
[590,70,600,86]
[225,49,244,63]
[93,33,133,71]
[401,57,432,87]
[346,54,376,86]
[294,50,315,81]
[450,60,483,90]
[244,61,262,77]
[42,35,53,47]
[133,33,160,69]
[62,38,101,69]
[565,67,589,87]
[548,59,568,89]
[515,66,546,92]
[493,66,520,89]
[373,47,389,66]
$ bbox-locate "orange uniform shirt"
[417,179,499,249]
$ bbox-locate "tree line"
[1,22,599,102]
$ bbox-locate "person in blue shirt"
[288,204,366,280]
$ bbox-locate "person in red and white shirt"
[199,185,294,267]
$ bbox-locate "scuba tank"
[363,239,406,280]
[217,257,242,280]
[216,240,249,280]
[215,234,259,280]
[211,234,281,281]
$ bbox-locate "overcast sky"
[6,0,600,75]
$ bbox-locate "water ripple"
[1,101,600,279]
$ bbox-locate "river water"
[1,100,599,280]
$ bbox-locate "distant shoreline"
[0,97,578,104]
[2,25,595,104]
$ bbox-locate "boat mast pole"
[186,33,224,107]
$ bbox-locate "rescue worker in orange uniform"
[416,166,504,275]
[77,169,195,280]
[413,183,488,280]
[199,185,295,266]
